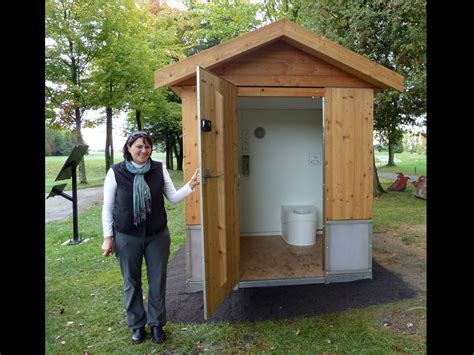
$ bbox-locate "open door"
[197,66,240,320]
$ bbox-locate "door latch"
[203,168,220,185]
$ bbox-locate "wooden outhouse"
[154,19,404,319]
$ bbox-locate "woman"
[101,131,199,344]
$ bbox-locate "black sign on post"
[46,144,89,245]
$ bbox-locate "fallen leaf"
[59,306,65,314]
[407,322,414,328]
[295,329,300,336]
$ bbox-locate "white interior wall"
[238,97,324,235]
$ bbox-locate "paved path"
[378,172,420,181]
[45,186,104,223]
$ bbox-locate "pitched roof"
[154,19,404,91]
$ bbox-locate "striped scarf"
[124,159,152,225]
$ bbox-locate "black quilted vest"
[111,160,167,237]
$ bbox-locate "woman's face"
[127,137,152,165]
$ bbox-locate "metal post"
[68,160,83,245]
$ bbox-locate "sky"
[82,110,127,151]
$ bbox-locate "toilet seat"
[293,208,310,214]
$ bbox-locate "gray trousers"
[114,227,170,329]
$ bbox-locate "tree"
[291,0,426,195]
[88,0,159,172]
[181,0,262,55]
[46,0,108,183]
[261,0,303,22]
[126,1,182,131]
[45,127,78,156]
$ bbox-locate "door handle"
[203,168,221,185]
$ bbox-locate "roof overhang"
[154,19,404,92]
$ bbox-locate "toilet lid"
[293,208,310,214]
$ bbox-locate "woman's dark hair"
[123,131,154,160]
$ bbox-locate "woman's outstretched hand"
[189,169,200,189]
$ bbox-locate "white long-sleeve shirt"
[102,160,194,237]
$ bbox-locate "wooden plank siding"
[238,87,325,97]
[213,41,372,88]
[176,41,373,88]
[182,87,201,225]
[281,21,403,91]
[324,88,374,221]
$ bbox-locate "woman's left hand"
[189,169,200,189]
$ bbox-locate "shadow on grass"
[165,246,417,323]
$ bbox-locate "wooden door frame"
[236,86,327,275]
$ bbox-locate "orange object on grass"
[387,172,410,192]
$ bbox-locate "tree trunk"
[387,139,396,166]
[168,133,174,170]
[176,134,183,171]
[74,108,88,184]
[165,135,171,170]
[373,152,385,197]
[105,107,114,172]
[135,109,142,130]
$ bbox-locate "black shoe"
[151,325,166,343]
[131,326,146,344]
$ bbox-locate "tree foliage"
[297,0,426,168]
[45,127,78,156]
[261,0,303,22]
[180,0,263,55]
[46,0,111,182]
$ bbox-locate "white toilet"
[281,205,318,246]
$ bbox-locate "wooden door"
[197,66,240,320]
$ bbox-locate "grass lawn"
[374,178,426,235]
[45,170,426,353]
[375,151,426,176]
